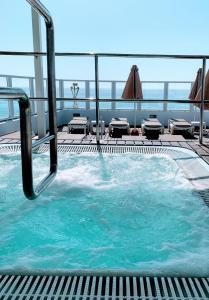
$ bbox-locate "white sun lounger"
[68,117,90,134]
[141,118,164,136]
[109,118,130,136]
[168,118,194,136]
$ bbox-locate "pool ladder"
[0,0,57,200]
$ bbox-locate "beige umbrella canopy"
[194,69,209,109]
[189,68,202,100]
[122,65,143,128]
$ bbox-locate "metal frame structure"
[0,50,208,144]
[0,0,57,199]
[0,89,56,199]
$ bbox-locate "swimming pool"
[0,145,209,277]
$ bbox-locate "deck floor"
[1,127,209,164]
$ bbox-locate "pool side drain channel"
[0,275,209,299]
[37,145,174,154]
[0,144,178,155]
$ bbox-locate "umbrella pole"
[134,102,136,128]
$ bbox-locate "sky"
[0,0,209,86]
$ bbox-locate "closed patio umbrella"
[122,65,143,128]
[189,68,202,100]
[189,68,202,121]
[194,69,209,109]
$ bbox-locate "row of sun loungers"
[68,116,197,137]
[142,118,195,137]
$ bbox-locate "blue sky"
[0,0,209,84]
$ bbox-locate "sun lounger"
[141,118,164,137]
[68,116,89,134]
[168,118,194,136]
[109,118,130,137]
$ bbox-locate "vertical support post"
[199,58,206,144]
[111,81,116,110]
[163,82,168,111]
[6,76,14,118]
[85,80,90,110]
[45,10,57,174]
[29,78,35,114]
[59,80,64,110]
[31,8,46,138]
[95,55,100,144]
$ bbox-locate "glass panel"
[0,101,9,119]
[0,77,7,87]
[13,101,19,117]
[0,77,9,119]
[167,83,191,111]
[141,83,163,111]
[99,82,111,109]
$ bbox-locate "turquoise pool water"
[0,150,209,276]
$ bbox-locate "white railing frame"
[0,74,194,120]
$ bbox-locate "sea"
[0,87,192,119]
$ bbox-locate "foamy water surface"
[0,151,209,276]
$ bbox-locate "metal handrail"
[0,51,209,59]
[0,74,195,83]
[27,97,209,103]
[27,0,57,199]
[0,33,207,144]
[0,88,56,199]
[0,0,57,199]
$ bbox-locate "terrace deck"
[1,127,209,164]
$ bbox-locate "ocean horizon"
[0,87,193,119]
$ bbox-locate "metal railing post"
[111,81,116,110]
[95,55,100,144]
[85,80,90,110]
[163,82,168,111]
[199,58,206,144]
[29,78,35,114]
[59,80,64,109]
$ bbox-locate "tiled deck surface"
[1,127,209,164]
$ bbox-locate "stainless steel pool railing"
[0,88,56,199]
[26,0,57,177]
[0,0,57,199]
